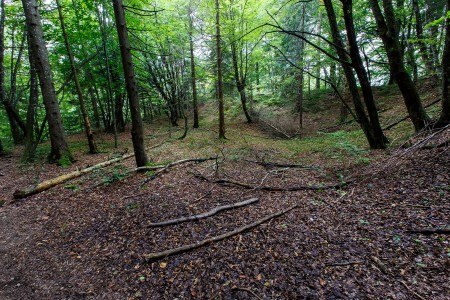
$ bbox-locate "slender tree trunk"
[412,0,434,74]
[370,0,430,131]
[56,0,97,154]
[323,0,385,149]
[22,26,39,161]
[188,7,199,128]
[231,42,252,123]
[112,0,148,167]
[341,0,387,147]
[22,0,72,163]
[215,0,225,139]
[438,0,450,124]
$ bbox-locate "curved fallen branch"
[148,198,259,227]
[195,174,349,191]
[144,204,298,261]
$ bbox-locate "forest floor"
[1,85,450,299]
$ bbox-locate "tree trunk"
[323,0,386,149]
[231,42,252,123]
[369,0,430,131]
[341,0,387,148]
[438,0,450,124]
[21,0,72,163]
[412,0,434,74]
[56,0,97,154]
[215,0,225,139]
[22,26,39,161]
[188,6,199,129]
[112,0,148,167]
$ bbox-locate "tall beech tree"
[369,0,431,131]
[21,0,72,163]
[112,0,148,167]
[56,0,97,154]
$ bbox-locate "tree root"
[148,198,258,227]
[143,204,298,261]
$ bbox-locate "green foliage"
[103,165,129,185]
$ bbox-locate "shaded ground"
[1,120,449,299]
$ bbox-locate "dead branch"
[399,280,427,300]
[259,119,293,139]
[406,228,450,235]
[420,138,450,150]
[195,174,349,191]
[140,157,217,185]
[143,204,298,261]
[148,198,259,227]
[326,260,365,267]
[370,256,389,274]
[383,99,440,131]
[245,159,320,170]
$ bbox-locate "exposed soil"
[0,122,449,299]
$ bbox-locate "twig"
[383,99,440,131]
[399,280,427,300]
[143,205,298,261]
[232,287,263,300]
[326,260,365,267]
[147,198,259,227]
[370,256,389,274]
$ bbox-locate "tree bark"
[341,0,387,148]
[369,0,431,131]
[323,0,386,149]
[216,0,225,139]
[188,6,199,129]
[56,0,97,154]
[412,0,434,74]
[21,0,72,163]
[439,0,450,124]
[22,26,39,161]
[112,0,148,167]
[231,42,252,123]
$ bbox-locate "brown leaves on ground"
[0,130,449,299]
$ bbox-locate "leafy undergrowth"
[1,113,449,299]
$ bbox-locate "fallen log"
[148,198,259,227]
[195,174,348,191]
[407,228,450,235]
[144,204,298,261]
[13,142,168,199]
[13,152,135,199]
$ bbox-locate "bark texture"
[21,0,72,163]
[112,0,148,167]
[369,0,430,131]
[56,0,97,154]
[215,0,225,139]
